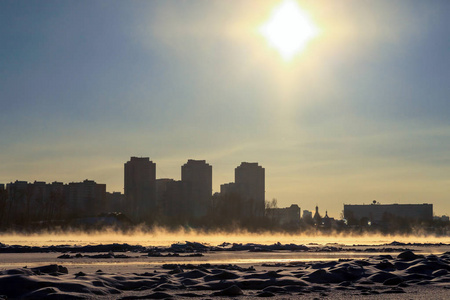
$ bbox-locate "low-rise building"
[344,203,433,225]
[302,209,312,220]
[266,204,300,225]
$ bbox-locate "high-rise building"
[156,178,174,206]
[124,157,156,221]
[106,191,125,213]
[161,180,190,219]
[181,159,212,218]
[235,162,265,217]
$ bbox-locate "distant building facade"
[302,209,312,220]
[321,211,335,228]
[155,178,174,210]
[5,181,29,224]
[2,180,107,225]
[181,159,212,218]
[124,157,156,221]
[0,184,6,227]
[67,180,106,218]
[161,180,191,219]
[106,191,125,213]
[344,203,433,225]
[235,162,265,217]
[220,182,239,195]
[313,205,322,226]
[434,215,450,222]
[266,204,300,225]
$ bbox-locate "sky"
[1,0,450,217]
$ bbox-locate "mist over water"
[1,228,449,247]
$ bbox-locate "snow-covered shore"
[0,242,450,299]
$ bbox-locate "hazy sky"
[1,0,450,217]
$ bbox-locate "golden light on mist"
[260,0,320,61]
[2,229,450,248]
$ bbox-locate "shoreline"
[0,242,449,299]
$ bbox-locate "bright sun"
[260,0,320,61]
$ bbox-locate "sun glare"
[260,0,320,61]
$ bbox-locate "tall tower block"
[124,157,156,221]
[235,162,265,217]
[181,159,212,218]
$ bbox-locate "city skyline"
[1,0,450,217]
[1,157,442,219]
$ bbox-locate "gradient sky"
[1,0,450,217]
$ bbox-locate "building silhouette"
[156,178,187,219]
[5,181,29,225]
[219,162,265,219]
[181,159,212,218]
[344,203,433,225]
[302,209,312,220]
[106,191,126,213]
[235,162,265,217]
[68,180,106,218]
[220,182,238,195]
[322,211,335,228]
[266,204,301,226]
[124,157,156,221]
[1,180,108,226]
[155,178,174,208]
[313,205,322,226]
[161,180,190,219]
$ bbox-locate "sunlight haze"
[260,0,320,61]
[1,0,450,218]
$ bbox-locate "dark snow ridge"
[0,250,449,299]
[0,241,420,254]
